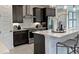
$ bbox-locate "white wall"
[0,5,13,49]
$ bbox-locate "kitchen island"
[34,29,79,54]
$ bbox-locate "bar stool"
[56,34,79,54]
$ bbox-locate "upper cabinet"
[33,7,43,22]
[44,8,56,16]
[12,5,23,23]
[33,7,56,22]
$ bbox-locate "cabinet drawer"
[13,30,29,46]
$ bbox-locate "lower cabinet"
[34,33,45,54]
[13,30,29,46]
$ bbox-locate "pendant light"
[73,5,76,11]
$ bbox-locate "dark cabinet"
[33,8,43,22]
[34,34,45,54]
[13,5,23,23]
[43,8,56,16]
[13,30,29,46]
[33,7,56,22]
[33,7,56,29]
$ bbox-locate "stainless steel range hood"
[23,5,37,18]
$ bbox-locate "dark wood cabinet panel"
[35,8,41,20]
[13,30,29,46]
[13,5,23,23]
[33,8,43,22]
[44,8,56,16]
[33,8,56,22]
[33,7,56,30]
[34,33,45,54]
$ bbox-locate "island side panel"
[45,36,66,54]
[34,33,45,54]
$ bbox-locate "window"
[68,11,77,28]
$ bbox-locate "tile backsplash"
[18,17,34,29]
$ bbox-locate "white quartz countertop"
[33,29,79,38]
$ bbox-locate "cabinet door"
[45,8,56,16]
[34,34,45,54]
[36,8,41,21]
[13,31,28,46]
[33,8,42,22]
[13,5,23,23]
